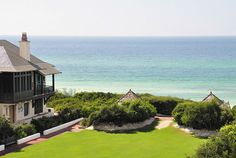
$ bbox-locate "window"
[15,77,20,92]
[24,102,29,116]
[14,72,32,92]
[34,99,43,114]
[5,107,8,116]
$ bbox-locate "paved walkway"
[155,116,173,129]
[0,124,83,156]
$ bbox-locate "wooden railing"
[14,90,34,101]
[0,85,54,103]
[0,93,14,101]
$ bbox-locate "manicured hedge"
[142,95,188,116]
[83,100,156,126]
[193,123,236,158]
[172,102,234,130]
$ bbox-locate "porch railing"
[35,85,54,95]
[0,85,54,103]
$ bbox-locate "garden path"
[155,116,173,129]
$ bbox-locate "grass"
[3,127,206,158]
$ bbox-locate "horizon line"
[1,34,236,38]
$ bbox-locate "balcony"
[14,90,34,102]
[32,85,54,101]
[0,86,54,103]
[44,85,54,94]
[35,85,54,95]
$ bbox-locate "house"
[118,89,139,104]
[202,91,230,108]
[0,33,60,124]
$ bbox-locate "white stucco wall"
[0,99,50,124]
[15,101,33,121]
[15,99,47,122]
[0,104,11,120]
[0,105,5,116]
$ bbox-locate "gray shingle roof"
[118,89,139,103]
[0,40,60,75]
[202,91,224,105]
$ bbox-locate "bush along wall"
[14,124,36,139]
[0,117,38,145]
[31,108,83,133]
[0,117,15,145]
[172,101,234,130]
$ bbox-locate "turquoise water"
[3,36,236,105]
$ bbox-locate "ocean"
[2,36,236,106]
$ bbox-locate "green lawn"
[3,127,205,158]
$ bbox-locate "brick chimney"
[19,32,30,61]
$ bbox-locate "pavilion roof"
[118,89,139,103]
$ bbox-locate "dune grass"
[3,127,205,158]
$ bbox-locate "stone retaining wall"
[94,117,155,132]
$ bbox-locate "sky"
[0,0,236,36]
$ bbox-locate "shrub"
[172,102,191,125]
[31,107,83,133]
[183,102,222,130]
[14,124,36,139]
[47,97,80,109]
[58,108,82,123]
[193,123,236,158]
[232,105,236,120]
[144,96,187,116]
[74,92,119,101]
[31,116,60,133]
[87,100,156,126]
[173,101,234,130]
[125,100,157,122]
[47,92,68,102]
[0,117,15,144]
[220,107,234,127]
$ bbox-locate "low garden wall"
[0,145,5,152]
[174,124,217,137]
[94,117,155,132]
[43,118,83,135]
[17,133,41,145]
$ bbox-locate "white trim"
[43,118,83,135]
[17,133,40,145]
[0,145,5,151]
